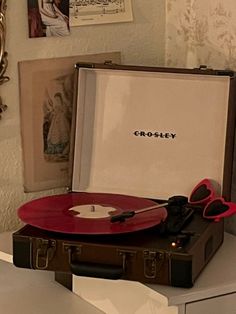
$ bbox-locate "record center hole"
[68,204,117,219]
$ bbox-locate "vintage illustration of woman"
[37,0,70,37]
[43,91,71,162]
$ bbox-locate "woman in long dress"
[46,92,71,160]
[38,0,69,37]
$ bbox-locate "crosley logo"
[133,131,176,139]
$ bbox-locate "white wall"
[0,0,166,231]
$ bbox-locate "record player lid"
[72,66,232,200]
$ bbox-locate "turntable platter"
[18,192,167,235]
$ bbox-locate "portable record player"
[13,63,236,288]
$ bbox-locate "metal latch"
[63,243,82,264]
[35,238,56,270]
[143,251,165,279]
[117,249,136,273]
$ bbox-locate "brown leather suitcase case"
[13,211,223,288]
[12,63,236,288]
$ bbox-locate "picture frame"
[19,51,121,192]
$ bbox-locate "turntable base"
[13,210,223,288]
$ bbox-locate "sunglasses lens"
[190,184,211,203]
[204,199,229,217]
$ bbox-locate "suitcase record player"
[13,62,236,288]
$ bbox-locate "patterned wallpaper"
[166,0,236,234]
[166,0,236,70]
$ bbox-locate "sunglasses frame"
[203,197,236,222]
[189,179,236,222]
[189,178,216,206]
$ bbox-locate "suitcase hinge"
[104,60,113,65]
[35,239,56,270]
[63,243,82,264]
[117,249,136,273]
[143,251,165,279]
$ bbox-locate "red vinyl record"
[18,192,168,235]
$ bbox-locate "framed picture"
[27,0,70,38]
[19,52,121,192]
[69,0,133,27]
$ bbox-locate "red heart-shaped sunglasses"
[189,178,236,222]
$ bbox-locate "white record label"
[69,204,117,219]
